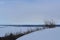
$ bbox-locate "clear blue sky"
[0,0,60,24]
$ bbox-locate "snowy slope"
[17,27,60,40]
[0,27,37,37]
[0,27,60,40]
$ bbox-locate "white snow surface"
[17,27,60,40]
[0,27,60,40]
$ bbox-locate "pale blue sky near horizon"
[0,0,60,24]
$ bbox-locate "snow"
[0,27,37,37]
[17,27,60,40]
[0,27,60,40]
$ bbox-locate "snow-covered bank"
[0,27,37,37]
[17,27,60,40]
[0,27,60,40]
